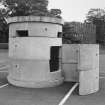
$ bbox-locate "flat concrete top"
[7,16,64,25]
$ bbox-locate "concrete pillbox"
[7,16,64,88]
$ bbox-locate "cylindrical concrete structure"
[7,16,64,88]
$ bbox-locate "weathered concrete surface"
[8,16,63,38]
[7,16,64,25]
[79,44,99,70]
[8,16,64,88]
[8,59,63,88]
[79,44,99,95]
[9,37,62,60]
[9,22,62,38]
[99,55,105,77]
[62,44,78,82]
[62,64,79,82]
[8,37,63,87]
[62,44,99,95]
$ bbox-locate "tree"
[0,8,8,43]
[85,8,105,44]
[49,9,62,18]
[1,0,48,16]
[86,8,105,24]
[1,0,62,18]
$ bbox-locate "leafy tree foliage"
[49,9,62,18]
[0,0,62,18]
[2,0,49,16]
[85,8,105,44]
[0,8,8,43]
[86,8,105,24]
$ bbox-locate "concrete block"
[62,44,99,95]
[99,55,105,77]
[9,23,62,38]
[7,16,64,25]
[62,63,78,82]
[8,61,21,80]
[62,44,78,82]
[8,16,63,38]
[9,59,49,81]
[9,38,62,60]
[62,44,78,63]
[78,44,99,71]
[8,16,64,88]
[29,23,62,37]
[8,59,64,88]
[78,44,99,95]
[79,68,99,95]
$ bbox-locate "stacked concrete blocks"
[62,44,99,95]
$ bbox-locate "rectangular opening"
[57,32,62,38]
[50,46,60,72]
[16,30,28,37]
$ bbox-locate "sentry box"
[7,16,64,88]
[7,16,99,96]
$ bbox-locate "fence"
[63,22,96,44]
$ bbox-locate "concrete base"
[7,59,64,88]
[7,75,64,88]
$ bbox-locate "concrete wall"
[62,44,79,82]
[9,22,62,38]
[9,37,62,60]
[78,44,99,70]
[99,55,105,77]
[78,44,99,95]
[62,44,99,95]
[8,59,62,81]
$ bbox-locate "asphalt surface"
[0,77,105,105]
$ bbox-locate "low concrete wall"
[62,44,99,95]
[0,43,8,49]
[99,55,105,77]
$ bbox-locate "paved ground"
[0,49,105,105]
[66,78,105,105]
[0,77,105,105]
[0,81,75,105]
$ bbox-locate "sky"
[48,0,105,22]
